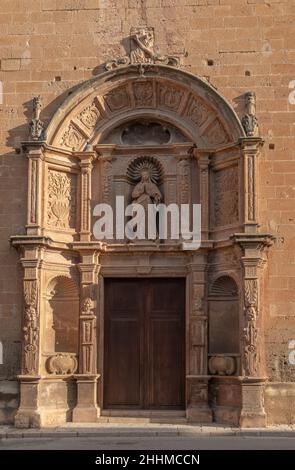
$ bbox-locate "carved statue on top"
[29,95,45,141]
[241,91,259,137]
[105,27,179,71]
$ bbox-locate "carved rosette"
[243,279,259,376]
[47,170,76,229]
[23,280,39,375]
[80,298,96,374]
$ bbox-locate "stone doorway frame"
[11,64,274,428]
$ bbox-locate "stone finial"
[105,26,179,71]
[241,91,259,137]
[29,95,45,141]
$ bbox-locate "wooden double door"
[104,278,185,409]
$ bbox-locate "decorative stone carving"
[133,81,153,107]
[247,155,255,221]
[186,96,209,127]
[47,170,76,229]
[47,353,78,375]
[205,119,229,145]
[128,156,163,209]
[158,83,184,112]
[104,87,130,112]
[29,96,45,141]
[242,91,259,137]
[127,155,163,185]
[177,158,190,204]
[243,279,259,376]
[208,356,236,376]
[60,123,84,150]
[80,297,96,374]
[77,103,100,130]
[23,280,39,374]
[105,26,179,70]
[101,158,113,204]
[214,166,239,226]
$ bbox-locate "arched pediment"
[46,65,245,151]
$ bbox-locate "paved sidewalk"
[1,423,295,440]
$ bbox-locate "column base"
[72,374,100,423]
[72,406,99,423]
[239,377,267,428]
[15,375,41,428]
[186,406,212,423]
[186,375,212,423]
[15,409,42,428]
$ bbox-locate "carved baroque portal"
[12,57,274,429]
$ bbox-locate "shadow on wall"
[5,82,87,152]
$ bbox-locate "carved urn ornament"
[105,27,179,71]
[241,91,259,137]
[29,95,45,141]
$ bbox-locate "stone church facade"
[0,1,294,428]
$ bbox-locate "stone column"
[14,246,43,428]
[76,151,96,242]
[72,249,100,423]
[25,143,45,236]
[239,137,263,234]
[192,149,210,241]
[186,252,212,423]
[233,234,275,427]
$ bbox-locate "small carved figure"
[29,95,45,141]
[105,27,179,70]
[241,91,259,137]
[132,168,162,209]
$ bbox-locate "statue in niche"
[132,168,162,208]
[127,156,163,239]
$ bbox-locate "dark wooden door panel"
[104,278,185,410]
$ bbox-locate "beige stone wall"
[0,0,295,424]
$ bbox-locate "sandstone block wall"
[0,0,294,424]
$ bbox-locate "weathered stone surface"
[0,1,294,427]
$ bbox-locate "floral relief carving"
[77,103,100,130]
[23,280,39,375]
[158,83,184,112]
[177,158,190,204]
[104,87,130,112]
[47,170,76,229]
[214,166,238,226]
[243,279,259,376]
[133,81,153,107]
[60,123,84,150]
